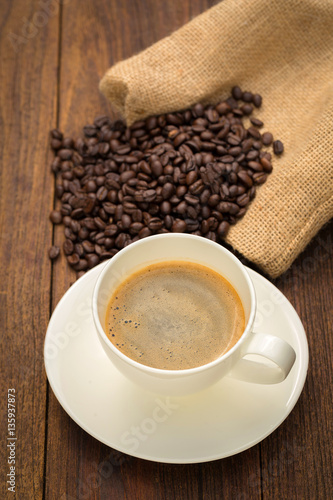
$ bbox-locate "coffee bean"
[189,179,204,195]
[184,194,200,206]
[51,128,63,141]
[172,219,187,232]
[215,102,231,115]
[73,258,88,271]
[250,117,264,128]
[237,171,253,188]
[192,103,204,117]
[143,189,157,202]
[58,149,72,160]
[247,126,261,140]
[242,91,253,102]
[261,132,273,146]
[161,183,174,200]
[248,161,263,172]
[74,243,84,257]
[260,157,273,173]
[208,194,220,207]
[48,246,60,260]
[236,194,250,207]
[129,222,144,235]
[205,108,219,123]
[67,253,80,266]
[231,86,243,100]
[138,227,152,239]
[217,221,230,238]
[148,217,163,231]
[86,253,100,268]
[63,239,74,255]
[252,94,262,108]
[49,88,278,275]
[273,140,284,155]
[241,104,253,115]
[82,240,95,253]
[49,210,62,224]
[253,172,268,184]
[121,214,132,229]
[246,150,259,161]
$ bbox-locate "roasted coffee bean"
[131,209,143,222]
[217,221,230,238]
[86,253,100,268]
[241,104,253,115]
[129,222,144,235]
[51,128,63,141]
[246,150,259,161]
[58,149,72,160]
[248,161,263,172]
[82,240,95,253]
[273,140,284,155]
[260,157,272,173]
[96,186,108,201]
[208,194,220,207]
[67,253,80,266]
[73,258,88,271]
[55,184,64,199]
[236,194,250,207]
[48,246,60,260]
[114,233,127,249]
[237,171,253,188]
[242,91,253,102]
[63,239,74,255]
[78,226,89,240]
[252,94,262,108]
[250,117,264,128]
[247,126,261,140]
[138,227,152,239]
[162,183,174,199]
[104,237,115,249]
[184,194,199,206]
[189,179,204,195]
[172,219,187,232]
[253,172,268,184]
[148,217,163,231]
[151,160,163,177]
[49,88,278,275]
[159,200,171,215]
[74,243,85,257]
[231,86,243,100]
[49,210,62,224]
[261,132,273,146]
[121,214,132,229]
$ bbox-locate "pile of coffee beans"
[48,87,283,277]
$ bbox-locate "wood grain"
[262,221,333,500]
[0,0,59,498]
[0,0,332,499]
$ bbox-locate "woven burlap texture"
[100,0,333,278]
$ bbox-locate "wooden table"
[1,1,332,498]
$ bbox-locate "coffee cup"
[92,234,296,396]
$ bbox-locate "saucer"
[44,264,308,464]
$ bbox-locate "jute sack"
[100,0,333,278]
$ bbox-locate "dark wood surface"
[0,1,332,499]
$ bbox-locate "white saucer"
[44,263,308,464]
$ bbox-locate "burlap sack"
[99,0,333,278]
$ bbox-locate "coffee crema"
[105,261,245,370]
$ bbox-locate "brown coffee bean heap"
[48,87,283,277]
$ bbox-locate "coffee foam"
[105,261,245,370]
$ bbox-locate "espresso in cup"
[105,260,245,370]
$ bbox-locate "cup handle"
[229,332,296,384]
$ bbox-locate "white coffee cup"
[92,234,296,396]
